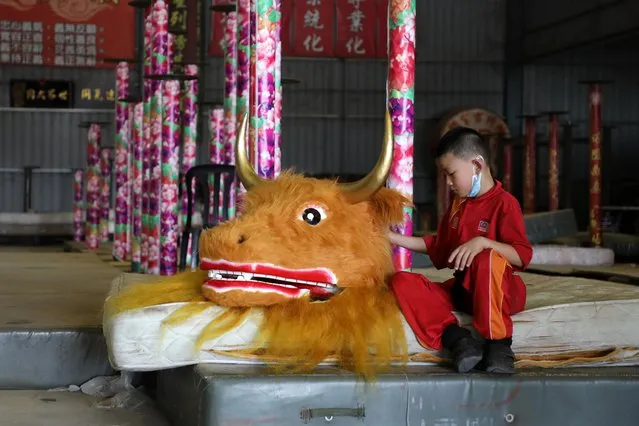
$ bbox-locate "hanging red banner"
[335,0,377,58]
[0,0,134,68]
[376,0,388,58]
[291,0,334,57]
[208,7,226,57]
[281,0,293,56]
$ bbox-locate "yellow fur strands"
[104,270,207,318]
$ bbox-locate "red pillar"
[519,114,538,214]
[541,111,568,211]
[502,139,513,193]
[579,80,611,248]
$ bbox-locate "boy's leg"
[461,249,527,374]
[389,272,483,373]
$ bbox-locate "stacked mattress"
[103,268,639,372]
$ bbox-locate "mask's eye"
[300,205,327,226]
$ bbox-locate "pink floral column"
[73,169,84,242]
[160,78,181,276]
[209,106,225,222]
[113,61,131,261]
[99,148,112,243]
[180,64,198,230]
[387,0,416,272]
[147,0,170,275]
[131,102,144,272]
[236,0,251,194]
[85,124,102,250]
[222,7,238,218]
[250,0,281,179]
[141,10,154,273]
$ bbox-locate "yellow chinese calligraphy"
[37,90,46,100]
[591,181,600,194]
[59,91,68,101]
[106,89,115,101]
[170,10,187,30]
[93,88,103,101]
[172,0,185,9]
[26,89,36,100]
[591,147,601,161]
[47,88,57,100]
[81,88,92,100]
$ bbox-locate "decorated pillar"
[386,0,416,272]
[83,122,104,251]
[236,0,251,180]
[250,0,282,179]
[141,9,154,273]
[502,137,513,194]
[113,61,131,261]
[519,114,538,214]
[541,111,567,211]
[147,0,170,275]
[99,148,113,243]
[131,102,145,272]
[180,64,199,229]
[580,80,611,248]
[210,105,226,221]
[72,169,85,242]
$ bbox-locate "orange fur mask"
[106,111,414,378]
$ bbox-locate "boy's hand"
[448,237,489,270]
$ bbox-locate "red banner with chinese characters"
[208,3,226,57]
[291,0,334,57]
[0,0,134,68]
[335,0,377,58]
[281,0,293,56]
[376,0,388,58]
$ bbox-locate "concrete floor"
[1,390,170,426]
[0,247,121,328]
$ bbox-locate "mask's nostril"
[237,235,246,244]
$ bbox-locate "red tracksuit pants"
[389,249,527,350]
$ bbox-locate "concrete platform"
[156,364,639,426]
[0,248,121,389]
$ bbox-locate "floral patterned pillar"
[72,169,84,242]
[84,123,103,250]
[113,61,131,261]
[387,0,416,271]
[250,0,282,179]
[236,0,251,193]
[99,148,113,243]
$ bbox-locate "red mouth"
[200,258,341,301]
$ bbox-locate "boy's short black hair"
[435,126,490,161]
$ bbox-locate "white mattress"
[103,269,639,372]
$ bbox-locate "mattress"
[103,268,639,372]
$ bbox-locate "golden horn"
[234,112,265,190]
[339,108,394,204]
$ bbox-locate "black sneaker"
[442,324,484,373]
[483,340,516,374]
[449,336,484,373]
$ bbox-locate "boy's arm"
[387,232,427,253]
[495,200,533,270]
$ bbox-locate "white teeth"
[207,269,334,288]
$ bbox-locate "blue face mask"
[467,169,482,198]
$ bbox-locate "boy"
[388,126,532,374]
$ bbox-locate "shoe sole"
[457,353,484,373]
[486,365,515,374]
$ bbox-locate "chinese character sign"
[336,0,377,58]
[0,1,134,68]
[207,0,392,59]
[292,0,334,57]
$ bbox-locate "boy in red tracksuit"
[388,127,532,374]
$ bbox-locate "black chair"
[178,163,237,271]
